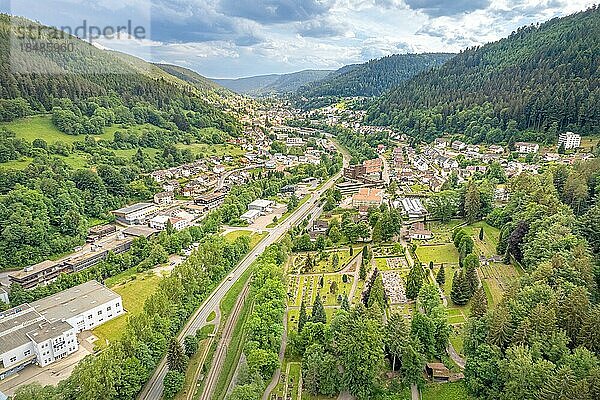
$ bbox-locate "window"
[87,314,92,319]
[116,303,120,308]
[97,310,102,315]
[24,350,30,356]
[9,356,16,363]
[107,306,112,311]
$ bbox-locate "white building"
[154,192,174,205]
[149,215,188,231]
[248,199,274,213]
[0,287,9,304]
[112,203,159,225]
[515,142,539,154]
[240,209,261,223]
[286,137,304,147]
[0,281,123,379]
[558,132,581,150]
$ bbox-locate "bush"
[163,370,185,400]
[184,335,199,356]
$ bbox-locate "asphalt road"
[138,156,343,400]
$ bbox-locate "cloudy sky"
[1,0,595,77]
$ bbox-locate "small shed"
[425,362,451,382]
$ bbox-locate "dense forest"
[0,14,240,134]
[367,6,600,144]
[296,53,453,103]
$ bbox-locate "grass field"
[416,243,459,265]
[175,142,245,158]
[2,115,116,143]
[462,221,500,258]
[479,262,521,306]
[422,381,474,400]
[92,272,161,345]
[223,229,267,250]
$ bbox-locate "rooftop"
[9,260,60,280]
[112,202,155,215]
[30,280,120,324]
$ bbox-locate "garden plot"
[290,273,354,307]
[479,262,521,306]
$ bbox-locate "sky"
[1,0,596,78]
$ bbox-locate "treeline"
[367,6,600,144]
[0,15,240,135]
[296,53,453,101]
[7,223,210,307]
[0,156,159,270]
[333,125,386,164]
[462,161,600,399]
[229,244,289,399]
[13,228,250,400]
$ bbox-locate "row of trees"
[13,225,251,400]
[228,244,289,399]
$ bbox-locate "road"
[138,144,345,400]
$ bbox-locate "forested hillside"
[367,6,600,144]
[213,69,331,96]
[296,53,453,99]
[0,14,240,134]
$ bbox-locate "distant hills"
[296,53,454,99]
[367,6,600,143]
[212,69,332,96]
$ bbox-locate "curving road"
[138,142,346,400]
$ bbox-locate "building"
[451,140,467,151]
[213,165,226,174]
[515,142,539,154]
[400,198,428,219]
[248,199,274,213]
[488,145,504,154]
[149,215,188,231]
[363,158,382,174]
[344,165,367,180]
[286,137,304,147]
[558,132,581,150]
[62,237,133,273]
[9,261,66,290]
[0,281,123,379]
[0,287,8,304]
[153,192,174,205]
[240,209,261,224]
[425,363,451,382]
[194,192,226,212]
[352,188,384,208]
[112,203,158,225]
[434,138,449,148]
[86,224,116,243]
[408,222,433,240]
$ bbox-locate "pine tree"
[436,264,446,286]
[406,263,423,300]
[311,293,327,324]
[167,338,188,373]
[298,300,308,331]
[464,253,480,296]
[359,259,367,280]
[450,270,469,306]
[479,227,484,240]
[470,287,488,318]
[341,293,350,311]
[367,274,387,310]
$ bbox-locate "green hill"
[212,69,332,96]
[296,53,454,100]
[0,14,239,134]
[367,6,600,144]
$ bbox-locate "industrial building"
[0,281,123,379]
[112,203,159,225]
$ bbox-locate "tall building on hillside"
[558,131,581,150]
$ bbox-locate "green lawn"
[223,229,267,249]
[479,262,521,306]
[422,381,474,400]
[462,221,500,258]
[416,243,459,265]
[92,272,162,346]
[174,141,244,158]
[2,115,116,143]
